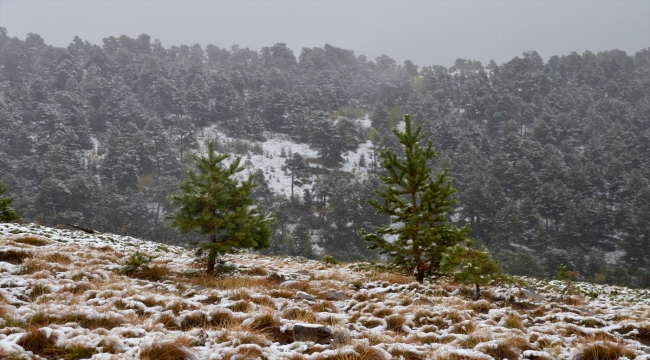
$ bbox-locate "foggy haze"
[1,0,649,67]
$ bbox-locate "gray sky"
[1,1,648,67]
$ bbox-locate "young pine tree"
[168,141,274,274]
[0,181,19,222]
[440,239,502,300]
[361,114,468,282]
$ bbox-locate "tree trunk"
[415,261,427,283]
[207,233,217,274]
[473,283,481,300]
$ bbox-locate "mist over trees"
[0,27,649,286]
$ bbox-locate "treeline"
[0,28,648,286]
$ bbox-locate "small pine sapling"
[0,182,19,222]
[440,238,502,300]
[361,114,468,282]
[554,264,579,302]
[168,141,274,274]
[120,251,152,275]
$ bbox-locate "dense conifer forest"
[0,28,649,287]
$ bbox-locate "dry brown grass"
[59,312,126,330]
[504,313,523,329]
[480,341,520,360]
[29,283,52,300]
[449,320,475,335]
[385,314,407,333]
[61,282,95,295]
[164,301,191,315]
[312,300,338,313]
[249,295,276,308]
[576,340,636,360]
[229,300,251,313]
[0,249,32,264]
[360,318,384,329]
[128,264,170,282]
[213,276,277,290]
[466,299,494,314]
[242,266,268,276]
[234,345,264,359]
[19,258,49,275]
[268,288,295,299]
[372,307,393,318]
[282,307,317,323]
[209,309,238,328]
[12,235,49,246]
[282,280,312,293]
[140,337,197,360]
[16,327,58,355]
[368,272,413,285]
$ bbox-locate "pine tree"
[440,239,502,300]
[168,141,274,274]
[282,153,311,201]
[362,114,467,282]
[0,181,19,222]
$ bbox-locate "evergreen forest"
[1,28,649,287]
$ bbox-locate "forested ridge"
[1,28,649,287]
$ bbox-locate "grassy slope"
[1,223,650,360]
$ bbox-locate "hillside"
[1,224,650,359]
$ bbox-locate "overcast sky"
[1,1,648,67]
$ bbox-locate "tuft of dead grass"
[59,312,125,330]
[229,300,252,313]
[479,341,521,360]
[16,326,59,357]
[140,337,197,360]
[576,340,636,360]
[29,283,52,300]
[282,307,317,323]
[0,249,32,264]
[269,288,295,299]
[504,313,523,329]
[385,314,407,333]
[19,258,48,275]
[12,235,49,246]
[368,272,413,285]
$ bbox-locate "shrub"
[120,251,152,275]
[322,255,339,265]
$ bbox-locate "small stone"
[329,329,351,349]
[325,290,347,301]
[293,324,332,345]
[192,285,206,291]
[520,288,544,302]
[296,269,309,275]
[296,291,316,301]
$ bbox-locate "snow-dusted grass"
[1,223,650,359]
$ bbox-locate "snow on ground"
[2,223,650,359]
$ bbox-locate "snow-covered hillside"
[196,118,376,199]
[1,223,650,359]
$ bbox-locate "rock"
[329,329,351,349]
[293,324,332,345]
[325,290,347,301]
[519,288,544,302]
[296,269,309,275]
[644,347,650,354]
[192,285,206,291]
[296,291,316,301]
